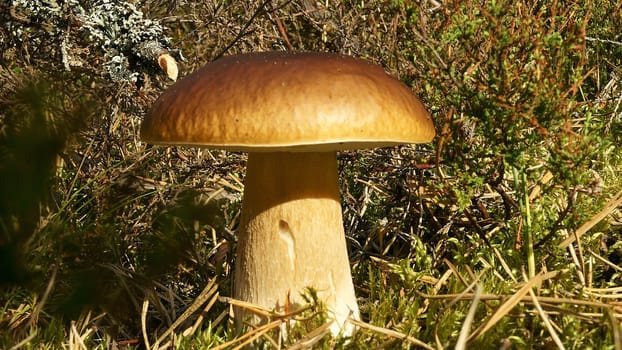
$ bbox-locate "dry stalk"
[348,318,435,350]
[141,299,151,350]
[221,296,315,320]
[587,248,622,274]
[467,273,546,341]
[284,322,332,350]
[183,290,220,337]
[209,320,283,350]
[559,190,622,248]
[455,284,482,350]
[524,272,565,350]
[152,278,219,349]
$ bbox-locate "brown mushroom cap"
[141,51,435,151]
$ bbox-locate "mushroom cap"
[141,51,435,151]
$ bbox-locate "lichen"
[6,0,175,82]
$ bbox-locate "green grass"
[1,0,622,349]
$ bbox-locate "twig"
[585,36,622,46]
[157,54,179,81]
[274,13,294,50]
[213,0,274,60]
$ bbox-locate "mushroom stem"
[233,151,360,335]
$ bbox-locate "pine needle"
[468,273,544,341]
[559,190,622,248]
[348,318,435,350]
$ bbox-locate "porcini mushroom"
[141,51,435,335]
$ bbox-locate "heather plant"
[1,0,621,349]
[345,0,617,268]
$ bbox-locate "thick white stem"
[233,152,359,335]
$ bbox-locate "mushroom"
[141,51,435,335]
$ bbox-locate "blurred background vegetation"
[1,0,621,348]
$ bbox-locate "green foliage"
[415,0,602,193]
[0,74,233,346]
[0,78,89,285]
[390,0,618,282]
